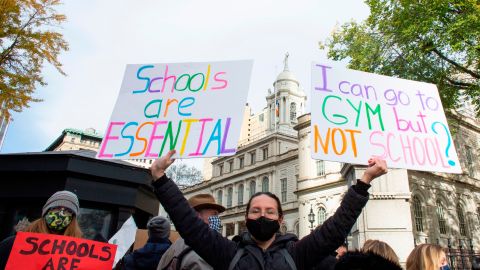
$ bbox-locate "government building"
[173,55,480,265]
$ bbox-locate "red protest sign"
[6,232,117,270]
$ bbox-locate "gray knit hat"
[147,216,170,239]
[42,190,80,217]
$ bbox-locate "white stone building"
[173,55,480,265]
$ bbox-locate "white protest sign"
[97,60,253,159]
[108,216,137,267]
[310,61,461,173]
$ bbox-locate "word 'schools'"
[310,61,461,174]
[98,60,253,159]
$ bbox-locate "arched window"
[249,181,256,198]
[457,204,468,236]
[413,195,424,232]
[227,187,233,208]
[262,177,269,192]
[238,184,244,205]
[290,102,297,121]
[436,200,447,234]
[217,190,223,206]
[318,207,327,226]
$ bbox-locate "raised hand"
[360,157,388,184]
[151,150,176,181]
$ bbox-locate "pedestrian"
[158,194,224,270]
[0,190,82,269]
[122,216,172,270]
[151,150,388,270]
[406,244,450,270]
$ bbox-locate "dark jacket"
[312,254,337,270]
[334,251,402,270]
[153,175,371,270]
[0,235,15,270]
[123,237,171,270]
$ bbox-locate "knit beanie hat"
[147,216,170,239]
[42,190,80,217]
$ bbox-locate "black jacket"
[153,175,371,270]
[0,235,15,270]
[334,251,402,270]
[122,237,171,270]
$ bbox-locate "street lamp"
[308,204,315,232]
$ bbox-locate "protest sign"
[97,60,253,159]
[311,61,461,173]
[108,216,137,267]
[5,232,116,270]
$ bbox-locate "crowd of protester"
[0,151,478,270]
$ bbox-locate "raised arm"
[151,150,237,269]
[292,158,387,269]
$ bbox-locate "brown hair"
[361,239,401,266]
[25,217,83,238]
[406,244,446,270]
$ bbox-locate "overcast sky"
[1,0,370,167]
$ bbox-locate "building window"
[77,208,112,240]
[217,190,223,206]
[238,221,247,233]
[70,137,75,143]
[436,200,447,234]
[281,178,287,203]
[239,156,244,169]
[465,146,474,176]
[219,164,224,176]
[259,114,264,122]
[228,160,234,172]
[290,102,297,122]
[457,204,468,236]
[249,181,256,197]
[413,195,424,232]
[316,160,325,176]
[477,206,480,224]
[250,151,256,165]
[318,207,327,226]
[262,177,269,192]
[238,184,244,205]
[262,147,268,160]
[227,187,233,208]
[225,223,234,236]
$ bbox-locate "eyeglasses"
[247,208,279,218]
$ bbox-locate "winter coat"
[123,237,171,270]
[334,251,402,270]
[0,235,15,270]
[152,175,371,270]
[312,254,337,270]
[157,237,213,270]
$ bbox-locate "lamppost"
[308,204,315,232]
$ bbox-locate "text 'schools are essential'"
[97,60,253,159]
[310,61,461,174]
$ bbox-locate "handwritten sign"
[97,60,253,159]
[6,232,116,270]
[311,61,461,173]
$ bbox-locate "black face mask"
[246,216,280,241]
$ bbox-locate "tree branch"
[430,48,480,79]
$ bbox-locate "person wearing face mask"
[157,193,224,270]
[406,244,451,270]
[151,150,388,270]
[0,190,82,269]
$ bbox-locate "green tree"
[0,0,68,119]
[320,0,479,115]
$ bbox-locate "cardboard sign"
[311,61,461,173]
[97,60,253,159]
[5,232,116,270]
[108,216,137,267]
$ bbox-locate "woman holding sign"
[151,150,388,270]
[0,190,83,269]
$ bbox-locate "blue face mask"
[208,215,222,232]
[440,265,451,270]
